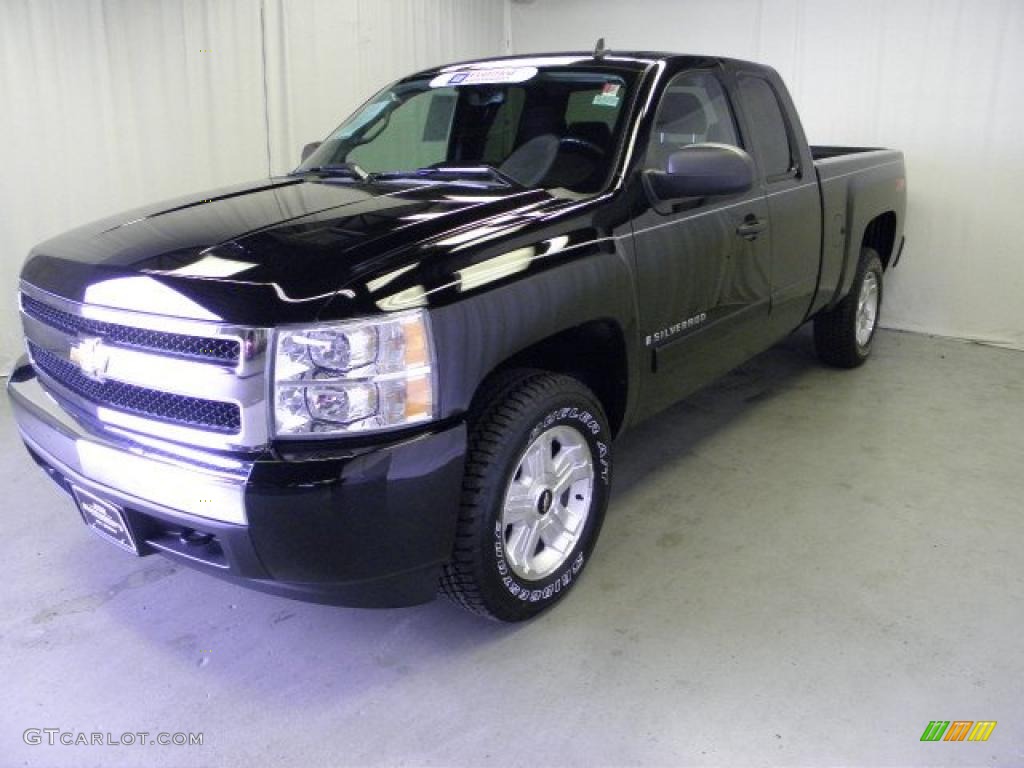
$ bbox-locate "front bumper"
[6,356,467,607]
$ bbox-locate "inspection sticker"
[429,66,538,88]
[592,82,622,107]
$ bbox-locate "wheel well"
[488,320,629,436]
[862,212,898,269]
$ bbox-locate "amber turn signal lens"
[404,375,433,421]
[402,317,429,367]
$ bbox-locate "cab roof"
[409,51,773,79]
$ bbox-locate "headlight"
[272,311,434,437]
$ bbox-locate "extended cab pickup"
[8,51,906,621]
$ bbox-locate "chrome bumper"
[7,357,252,525]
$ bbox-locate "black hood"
[22,176,570,325]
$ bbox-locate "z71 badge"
[645,313,707,346]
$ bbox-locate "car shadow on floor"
[611,325,823,501]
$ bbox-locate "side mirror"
[643,143,755,206]
[300,141,322,163]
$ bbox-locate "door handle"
[736,215,767,241]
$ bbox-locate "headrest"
[657,91,707,136]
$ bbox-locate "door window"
[645,71,740,171]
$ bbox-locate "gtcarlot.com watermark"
[24,729,203,747]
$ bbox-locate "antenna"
[593,37,608,59]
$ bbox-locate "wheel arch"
[861,211,898,270]
[481,319,630,438]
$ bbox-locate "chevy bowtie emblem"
[69,337,110,382]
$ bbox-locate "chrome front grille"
[22,294,241,364]
[19,282,269,451]
[28,342,242,433]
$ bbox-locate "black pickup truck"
[8,50,906,621]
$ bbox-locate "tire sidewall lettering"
[529,407,611,486]
[494,517,587,601]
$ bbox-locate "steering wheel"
[558,136,607,160]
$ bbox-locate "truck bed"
[810,146,907,313]
[810,145,885,161]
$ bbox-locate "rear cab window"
[736,75,798,181]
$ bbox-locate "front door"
[632,69,772,418]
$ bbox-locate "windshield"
[296,64,639,194]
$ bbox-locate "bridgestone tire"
[440,371,612,621]
[814,248,884,368]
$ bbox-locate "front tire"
[814,247,884,368]
[440,371,612,621]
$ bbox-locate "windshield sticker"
[429,66,538,88]
[592,83,622,107]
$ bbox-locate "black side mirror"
[301,141,322,164]
[643,143,755,208]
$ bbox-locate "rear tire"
[814,248,884,368]
[440,371,612,621]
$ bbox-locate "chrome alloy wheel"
[856,271,880,347]
[500,424,595,581]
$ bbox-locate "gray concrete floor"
[1,328,1022,768]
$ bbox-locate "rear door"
[733,71,822,334]
[632,69,772,416]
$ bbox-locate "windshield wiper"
[293,162,369,181]
[374,165,522,187]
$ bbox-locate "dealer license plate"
[70,485,139,555]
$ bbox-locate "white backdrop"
[510,0,1024,350]
[0,0,507,370]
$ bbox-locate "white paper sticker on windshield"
[429,66,538,88]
